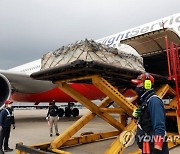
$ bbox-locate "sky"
[0,0,180,69]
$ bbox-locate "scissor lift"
[16,74,179,154]
[16,29,180,153]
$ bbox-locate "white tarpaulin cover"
[41,39,145,72]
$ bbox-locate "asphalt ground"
[4,109,180,154]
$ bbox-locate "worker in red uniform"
[0,100,15,153]
[132,73,169,154]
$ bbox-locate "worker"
[46,100,59,137]
[0,100,15,153]
[131,73,169,154]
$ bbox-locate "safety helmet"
[131,73,154,89]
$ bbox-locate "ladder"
[165,36,180,116]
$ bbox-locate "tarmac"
[4,108,180,154]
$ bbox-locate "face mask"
[135,87,146,105]
[135,87,146,97]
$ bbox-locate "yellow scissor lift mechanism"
[16,75,180,154]
[16,29,180,153]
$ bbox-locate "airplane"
[0,13,180,117]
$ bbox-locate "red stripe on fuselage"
[11,83,106,102]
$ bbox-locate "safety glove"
[132,108,141,119]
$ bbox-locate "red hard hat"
[131,73,154,84]
[5,100,13,105]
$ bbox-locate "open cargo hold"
[120,28,180,77]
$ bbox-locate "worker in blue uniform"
[131,73,169,154]
[0,100,15,154]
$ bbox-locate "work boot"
[56,133,59,136]
[0,149,4,154]
[4,147,13,152]
[50,134,52,137]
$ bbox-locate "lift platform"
[16,28,180,153]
